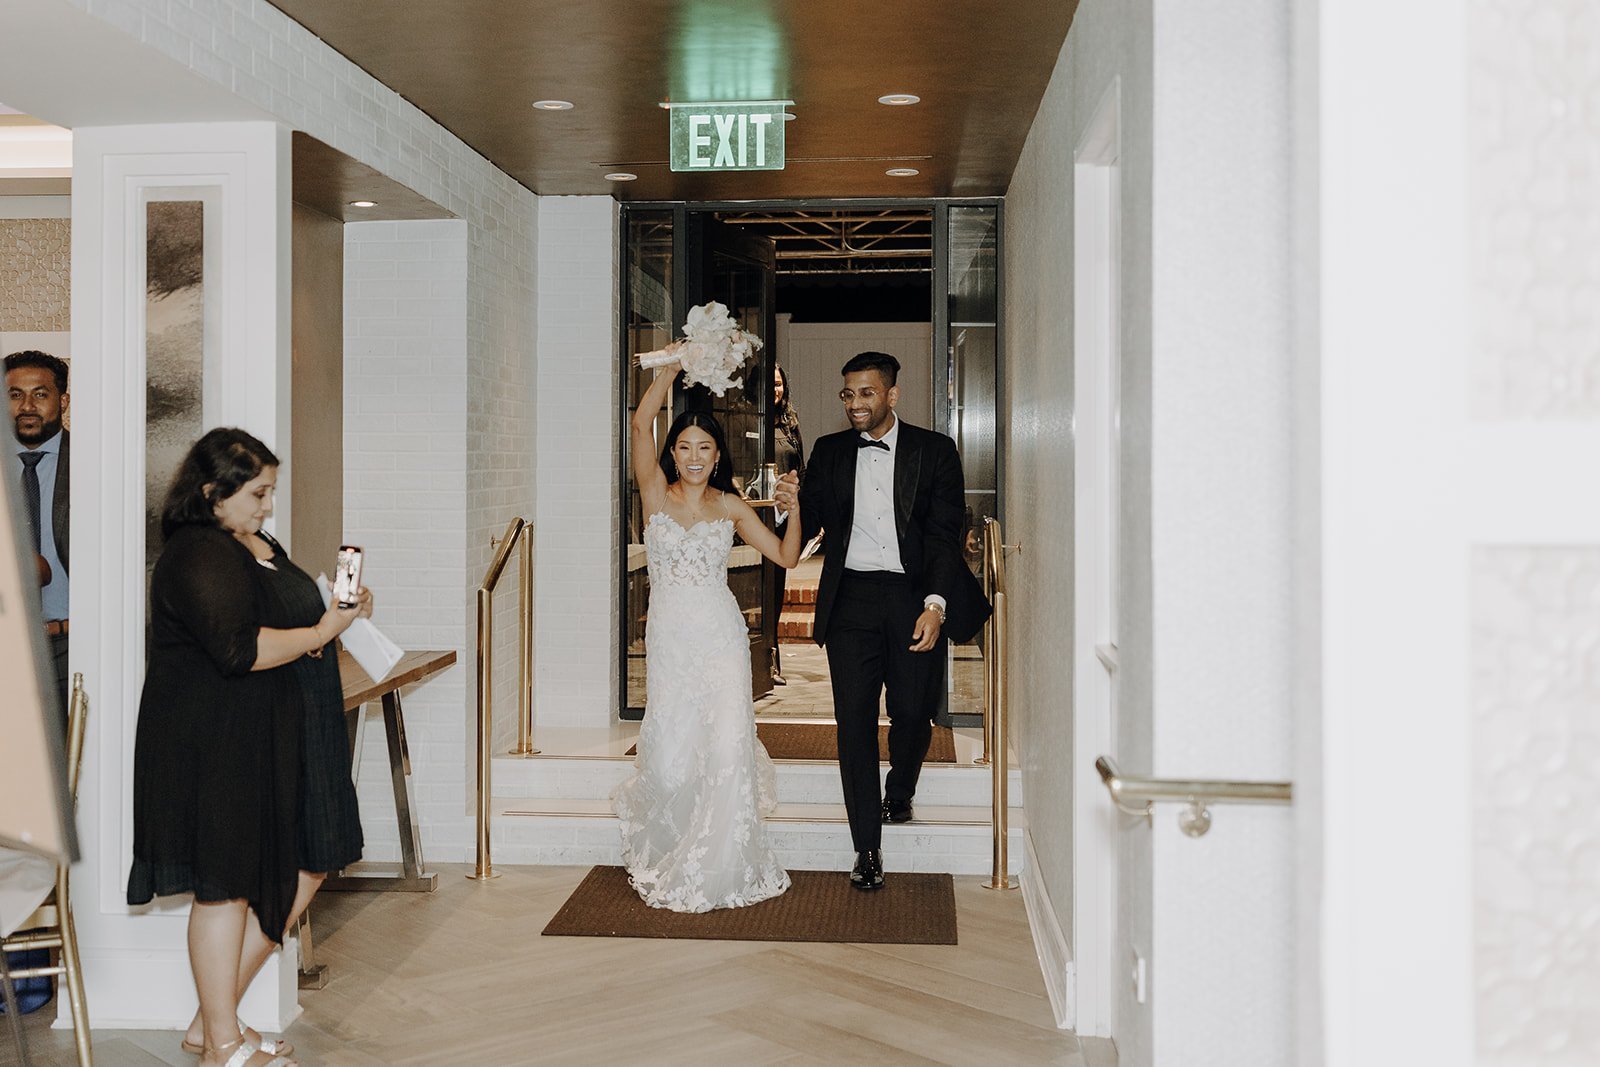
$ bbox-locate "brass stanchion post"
[469,584,498,880]
[984,520,1018,891]
[510,527,539,755]
[470,517,524,881]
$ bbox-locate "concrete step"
[489,797,1025,875]
[490,751,1024,809]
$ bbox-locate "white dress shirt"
[14,429,67,621]
[845,415,905,573]
[843,416,946,615]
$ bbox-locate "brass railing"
[469,517,536,882]
[980,517,1019,891]
[1095,756,1292,837]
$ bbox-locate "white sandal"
[211,1035,296,1067]
[183,1020,292,1057]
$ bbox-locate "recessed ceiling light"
[532,99,574,111]
[878,93,921,106]
[885,167,919,177]
[348,200,376,207]
[604,172,637,182]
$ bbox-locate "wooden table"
[299,649,455,988]
[325,649,456,894]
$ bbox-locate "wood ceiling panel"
[264,0,1076,201]
[291,132,455,222]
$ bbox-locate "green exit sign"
[668,101,790,172]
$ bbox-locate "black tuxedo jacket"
[52,430,69,575]
[798,419,989,645]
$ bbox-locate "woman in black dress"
[127,428,370,1067]
[769,364,805,685]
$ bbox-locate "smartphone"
[333,544,364,608]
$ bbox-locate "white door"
[1071,78,1121,1039]
[1306,1,1600,1062]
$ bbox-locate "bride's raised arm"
[630,358,678,513]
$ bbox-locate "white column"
[1147,1,1295,1062]
[534,196,618,728]
[69,120,298,1029]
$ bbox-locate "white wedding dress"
[612,511,791,912]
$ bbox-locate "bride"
[614,357,803,912]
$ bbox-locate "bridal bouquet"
[634,301,764,396]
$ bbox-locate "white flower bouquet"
[634,300,764,396]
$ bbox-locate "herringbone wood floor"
[15,864,1112,1066]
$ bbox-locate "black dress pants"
[824,570,946,852]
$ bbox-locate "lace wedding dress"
[613,512,791,912]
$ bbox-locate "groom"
[775,351,989,891]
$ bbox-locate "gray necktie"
[19,450,44,554]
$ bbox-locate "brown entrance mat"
[541,865,957,945]
[627,722,958,763]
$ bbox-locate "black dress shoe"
[880,798,914,824]
[849,849,884,891]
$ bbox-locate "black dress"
[255,531,364,876]
[127,525,303,942]
[127,525,364,943]
[769,404,806,673]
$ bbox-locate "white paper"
[0,846,56,937]
[316,573,405,684]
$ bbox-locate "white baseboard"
[1021,829,1075,1030]
[63,940,300,1031]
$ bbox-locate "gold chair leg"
[57,879,92,1065]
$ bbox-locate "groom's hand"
[909,608,943,652]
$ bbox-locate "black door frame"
[616,196,1005,722]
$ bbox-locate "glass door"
[936,203,1000,725]
[621,199,999,722]
[621,211,777,716]
[685,215,778,703]
[621,210,675,716]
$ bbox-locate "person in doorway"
[774,351,989,891]
[7,350,71,729]
[767,363,805,685]
[127,428,371,1067]
[613,351,803,911]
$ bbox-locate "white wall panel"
[1473,547,1600,1064]
[343,219,472,862]
[1148,1,1295,1062]
[1468,3,1600,1061]
[1005,0,1157,1047]
[534,196,617,727]
[1469,0,1600,420]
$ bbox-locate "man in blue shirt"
[7,350,70,728]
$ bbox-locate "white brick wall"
[343,219,472,862]
[54,0,543,858]
[534,196,618,728]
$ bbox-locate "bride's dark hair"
[659,410,738,494]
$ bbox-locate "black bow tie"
[857,437,890,452]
